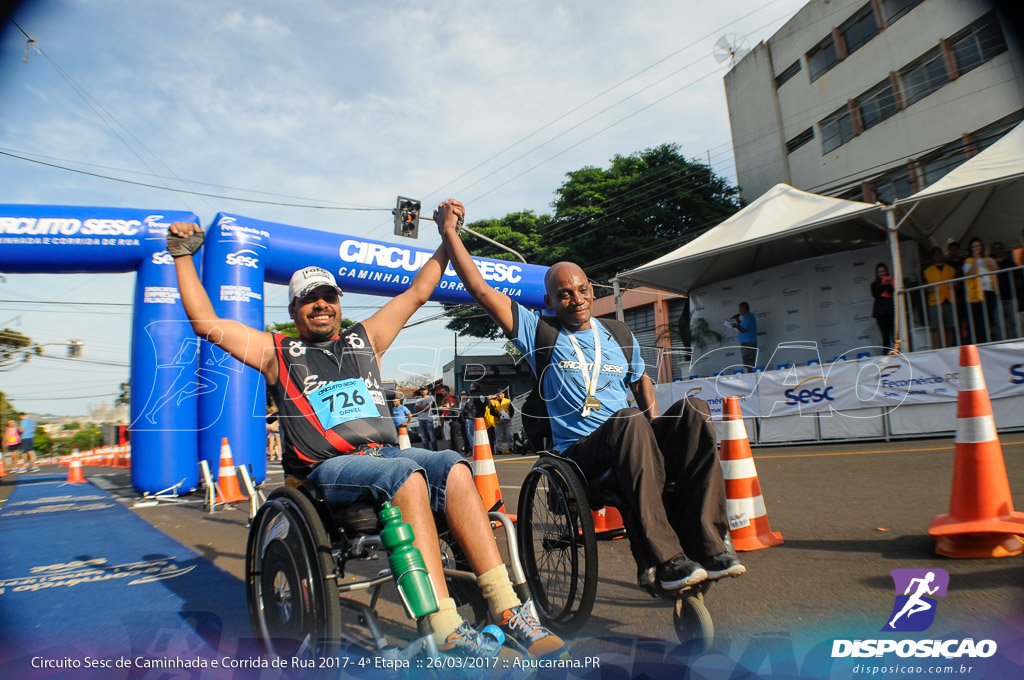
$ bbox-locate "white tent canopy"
[893,121,1024,248]
[616,183,886,294]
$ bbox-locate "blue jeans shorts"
[308,446,467,514]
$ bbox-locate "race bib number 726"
[310,379,380,430]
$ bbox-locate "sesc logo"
[784,376,835,405]
[1011,364,1024,385]
[226,249,260,268]
[151,251,174,265]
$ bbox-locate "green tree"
[547,143,740,286]
[116,381,130,406]
[445,144,740,339]
[0,328,40,369]
[34,428,53,456]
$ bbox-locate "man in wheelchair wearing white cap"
[167,218,567,660]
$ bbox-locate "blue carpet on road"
[0,475,250,668]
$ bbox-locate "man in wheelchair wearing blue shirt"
[437,200,745,593]
[167,219,567,660]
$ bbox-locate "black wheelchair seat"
[286,477,382,536]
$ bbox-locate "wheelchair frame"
[515,452,715,648]
[245,482,530,661]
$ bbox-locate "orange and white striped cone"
[66,447,86,484]
[720,396,782,551]
[929,345,1024,558]
[398,425,411,450]
[471,417,514,519]
[0,451,7,476]
[216,437,248,503]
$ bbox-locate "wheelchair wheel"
[516,456,597,634]
[673,591,714,651]
[246,486,343,660]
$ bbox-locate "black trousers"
[563,398,729,566]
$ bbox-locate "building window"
[972,109,1024,153]
[775,60,802,88]
[820,106,854,153]
[835,186,866,202]
[786,128,815,154]
[950,14,1007,77]
[807,35,839,82]
[919,141,968,188]
[881,0,923,25]
[856,80,899,132]
[624,305,656,333]
[841,4,880,55]
[899,46,950,106]
[871,170,914,204]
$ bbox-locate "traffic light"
[393,196,421,239]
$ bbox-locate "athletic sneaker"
[657,554,708,591]
[702,552,746,580]
[437,621,503,658]
[491,599,569,659]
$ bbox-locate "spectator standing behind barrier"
[947,241,970,343]
[456,389,472,454]
[964,237,1000,344]
[1015,228,1024,332]
[729,302,757,372]
[464,383,487,445]
[924,247,957,349]
[438,385,462,452]
[392,398,413,430]
[266,407,282,462]
[991,241,1021,339]
[414,387,437,451]
[870,263,896,350]
[486,391,514,456]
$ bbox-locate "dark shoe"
[657,554,707,591]
[702,551,746,580]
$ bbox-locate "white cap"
[288,267,343,303]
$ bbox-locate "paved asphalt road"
[3,434,1023,667]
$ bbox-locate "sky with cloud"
[0,0,808,417]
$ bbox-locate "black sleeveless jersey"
[267,324,397,478]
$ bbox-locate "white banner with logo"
[664,341,1024,418]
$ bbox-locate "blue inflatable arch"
[0,205,549,494]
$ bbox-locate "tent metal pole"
[611,278,625,322]
[884,205,904,354]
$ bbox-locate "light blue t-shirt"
[511,303,645,452]
[20,417,36,441]
[737,312,757,344]
[391,405,412,428]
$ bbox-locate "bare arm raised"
[168,221,279,384]
[435,200,516,336]
[361,233,451,356]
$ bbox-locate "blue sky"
[0,0,806,416]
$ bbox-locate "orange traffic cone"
[0,451,7,476]
[720,396,782,551]
[593,505,627,540]
[398,425,411,450]
[66,447,86,484]
[929,345,1024,558]
[471,417,513,519]
[216,437,248,503]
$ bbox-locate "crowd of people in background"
[918,230,1024,349]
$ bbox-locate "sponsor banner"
[0,205,198,273]
[674,343,1024,417]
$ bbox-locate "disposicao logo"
[882,568,947,632]
[832,569,997,659]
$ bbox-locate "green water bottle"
[379,502,439,619]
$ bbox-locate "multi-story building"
[724,0,1024,203]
